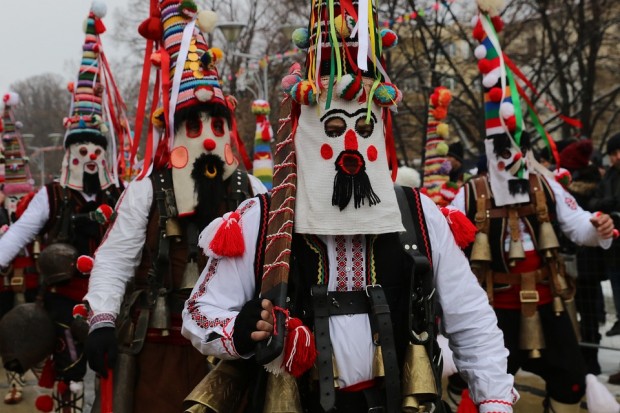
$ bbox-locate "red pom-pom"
[488,87,503,102]
[35,395,54,412]
[138,17,163,41]
[96,204,114,223]
[94,18,106,35]
[381,30,398,49]
[2,94,9,103]
[67,82,75,93]
[472,21,484,41]
[209,212,245,257]
[457,389,478,413]
[477,58,493,74]
[430,92,439,108]
[73,304,89,320]
[431,107,447,120]
[283,317,317,378]
[505,115,516,131]
[441,206,477,249]
[491,16,504,33]
[76,255,94,274]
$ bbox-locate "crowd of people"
[0,0,619,413]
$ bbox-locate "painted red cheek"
[498,161,505,171]
[344,129,358,151]
[72,158,79,165]
[204,138,216,151]
[321,144,333,160]
[367,145,378,162]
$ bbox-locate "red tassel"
[283,317,317,378]
[38,358,55,388]
[15,192,35,219]
[94,18,106,34]
[35,394,54,412]
[457,389,478,413]
[441,207,477,249]
[261,123,271,142]
[209,212,245,257]
[56,380,68,395]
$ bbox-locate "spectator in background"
[589,133,620,339]
[560,139,605,375]
[446,141,465,184]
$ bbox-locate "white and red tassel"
[209,212,244,257]
[283,317,317,378]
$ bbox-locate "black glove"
[232,298,263,355]
[85,327,117,378]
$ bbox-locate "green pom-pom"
[292,28,310,49]
[436,142,449,156]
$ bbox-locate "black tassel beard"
[331,154,380,211]
[508,178,530,196]
[191,153,225,228]
[82,172,102,196]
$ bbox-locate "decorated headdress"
[251,100,274,190]
[473,0,564,206]
[60,1,132,192]
[277,0,404,235]
[421,86,458,206]
[1,93,34,197]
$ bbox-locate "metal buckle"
[365,284,382,297]
[368,407,384,413]
[519,290,539,303]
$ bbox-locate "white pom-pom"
[500,102,515,118]
[474,45,487,60]
[69,381,84,395]
[91,0,107,18]
[334,73,363,100]
[482,68,500,88]
[395,166,421,189]
[194,87,213,103]
[585,374,620,413]
[3,92,19,106]
[14,121,23,130]
[477,0,505,17]
[197,10,218,33]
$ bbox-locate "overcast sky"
[0,0,130,96]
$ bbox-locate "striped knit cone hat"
[251,100,273,190]
[60,0,115,192]
[422,86,454,206]
[1,92,34,196]
[473,0,532,206]
[285,0,405,236]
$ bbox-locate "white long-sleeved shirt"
[84,174,267,319]
[451,175,612,250]
[181,193,518,412]
[0,186,99,268]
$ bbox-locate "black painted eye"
[355,117,374,138]
[500,149,512,159]
[324,117,346,138]
[211,118,225,137]
[79,147,88,156]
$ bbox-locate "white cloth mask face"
[60,142,112,192]
[485,138,530,206]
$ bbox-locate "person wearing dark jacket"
[589,133,620,339]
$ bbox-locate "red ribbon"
[383,108,398,182]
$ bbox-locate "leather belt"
[366,285,401,413]
[492,267,550,285]
[321,290,370,316]
[312,284,336,412]
[487,204,536,219]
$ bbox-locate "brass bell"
[553,296,565,316]
[564,298,581,341]
[263,372,303,413]
[165,218,183,239]
[538,221,560,252]
[179,260,200,291]
[519,312,545,358]
[149,288,170,336]
[470,232,492,262]
[333,355,340,389]
[372,338,385,377]
[32,239,41,258]
[508,239,525,265]
[402,343,438,412]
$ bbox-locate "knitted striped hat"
[1,93,34,195]
[160,0,225,116]
[63,1,109,149]
[251,100,273,190]
[422,86,453,206]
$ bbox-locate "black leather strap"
[321,290,370,316]
[312,284,336,412]
[366,285,401,413]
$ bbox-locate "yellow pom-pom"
[210,47,224,62]
[437,123,449,139]
[152,107,165,129]
[333,14,350,38]
[436,141,449,156]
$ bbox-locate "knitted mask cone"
[61,0,132,192]
[1,93,34,199]
[136,0,249,216]
[284,0,404,235]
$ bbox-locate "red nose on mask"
[90,153,98,160]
